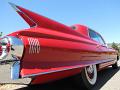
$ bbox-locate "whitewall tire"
[81,64,97,89]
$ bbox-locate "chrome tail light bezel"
[0,36,24,61]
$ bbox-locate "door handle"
[96,44,101,48]
[96,44,107,48]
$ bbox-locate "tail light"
[0,46,2,56]
[0,36,24,61]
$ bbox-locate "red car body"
[0,3,118,88]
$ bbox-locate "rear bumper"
[11,60,20,80]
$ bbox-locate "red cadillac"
[0,3,119,89]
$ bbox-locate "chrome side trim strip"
[22,65,83,78]
[22,59,115,78]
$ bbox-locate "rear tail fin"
[9,3,83,36]
[9,3,75,34]
[9,3,37,27]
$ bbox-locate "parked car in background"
[0,3,119,89]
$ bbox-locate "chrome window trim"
[88,29,106,45]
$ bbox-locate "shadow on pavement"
[92,66,120,90]
[14,66,120,90]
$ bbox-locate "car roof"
[71,24,89,37]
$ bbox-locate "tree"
[111,42,119,52]
[0,32,2,37]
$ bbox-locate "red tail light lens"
[0,46,2,56]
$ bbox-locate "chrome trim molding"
[9,2,21,12]
[22,65,84,78]
[9,2,38,27]
[22,59,115,78]
[11,61,20,80]
[28,38,40,54]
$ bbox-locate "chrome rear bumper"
[11,61,20,80]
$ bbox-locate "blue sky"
[0,0,120,43]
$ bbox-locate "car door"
[89,29,110,60]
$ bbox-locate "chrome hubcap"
[85,65,97,85]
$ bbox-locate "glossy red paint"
[31,68,83,84]
[7,27,116,78]
[72,24,89,37]
[0,38,2,56]
[16,5,83,37]
[0,46,2,56]
[1,3,118,85]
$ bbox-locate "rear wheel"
[81,64,97,89]
[112,56,119,69]
[112,62,118,69]
[73,65,97,89]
